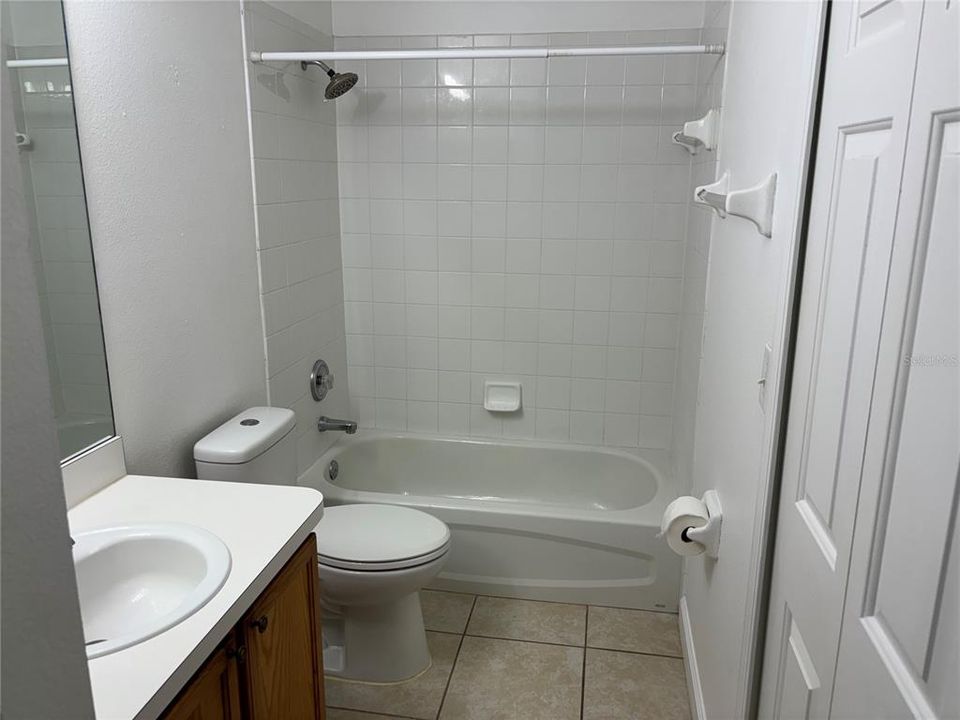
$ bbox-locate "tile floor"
[325,591,690,720]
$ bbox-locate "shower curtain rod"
[250,43,724,63]
[6,58,69,68]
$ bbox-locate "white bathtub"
[301,433,680,612]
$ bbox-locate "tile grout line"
[426,587,680,616]
[433,594,478,720]
[580,606,589,720]
[427,629,683,660]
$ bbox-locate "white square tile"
[543,165,581,202]
[375,367,407,398]
[641,348,676,382]
[507,203,543,238]
[439,272,472,306]
[405,270,439,304]
[640,381,674,415]
[371,268,404,303]
[438,59,473,87]
[402,87,438,125]
[407,401,439,433]
[472,237,506,272]
[438,126,472,163]
[471,340,504,372]
[407,304,438,337]
[504,274,540,309]
[475,58,509,86]
[407,338,439,369]
[573,311,609,346]
[573,345,607,378]
[647,277,682,313]
[474,88,510,124]
[548,57,586,86]
[537,342,572,377]
[401,59,437,87]
[438,87,474,124]
[470,405,503,437]
[510,87,547,125]
[638,414,672,449]
[546,86,585,125]
[571,378,605,412]
[537,376,571,409]
[402,126,437,162]
[604,379,642,414]
[538,309,574,344]
[472,165,508,201]
[371,234,404,269]
[645,314,679,348]
[505,308,540,341]
[541,202,580,239]
[375,398,407,430]
[370,199,403,234]
[367,88,402,125]
[621,125,660,162]
[403,164,438,200]
[510,58,547,86]
[540,275,575,310]
[508,126,546,164]
[439,306,471,339]
[581,126,621,164]
[374,302,406,335]
[506,238,541,273]
[438,202,472,237]
[368,126,402,161]
[611,277,648,312]
[570,411,604,444]
[544,126,582,164]
[579,165,619,202]
[608,312,645,347]
[438,165,472,200]
[607,347,643,381]
[438,371,471,403]
[439,338,471,370]
[584,86,623,125]
[438,402,471,435]
[366,59,401,88]
[507,165,544,202]
[574,276,611,311]
[604,413,639,447]
[474,126,509,163]
[407,369,438,400]
[471,307,505,339]
[404,200,438,236]
[536,408,570,441]
[438,236,471,270]
[472,203,507,237]
[472,273,506,307]
[586,56,625,85]
[622,86,661,125]
[576,240,614,275]
[503,342,539,374]
[369,163,403,198]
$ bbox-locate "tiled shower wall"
[673,2,730,487]
[336,29,710,450]
[244,1,350,474]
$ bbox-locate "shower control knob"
[310,358,334,401]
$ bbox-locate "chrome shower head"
[301,60,358,100]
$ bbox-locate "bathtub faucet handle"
[317,416,358,434]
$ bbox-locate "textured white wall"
[332,1,705,37]
[1,59,95,718]
[65,1,268,477]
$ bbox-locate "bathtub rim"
[299,430,676,524]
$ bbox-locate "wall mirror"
[3,0,114,460]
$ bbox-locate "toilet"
[194,407,451,683]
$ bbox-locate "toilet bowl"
[314,503,450,683]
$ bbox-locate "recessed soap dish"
[483,381,522,412]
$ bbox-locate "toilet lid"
[314,504,450,569]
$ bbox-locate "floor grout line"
[433,594,477,720]
[580,606,589,720]
[425,588,681,616]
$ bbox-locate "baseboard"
[680,595,707,720]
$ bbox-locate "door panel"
[831,0,959,713]
[758,1,924,716]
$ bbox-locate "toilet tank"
[194,407,297,485]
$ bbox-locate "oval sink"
[73,523,231,658]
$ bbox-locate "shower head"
[301,59,358,100]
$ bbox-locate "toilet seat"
[315,504,451,572]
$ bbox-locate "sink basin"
[73,523,231,658]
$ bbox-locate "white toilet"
[194,407,451,683]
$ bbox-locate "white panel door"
[758,1,925,717]
[831,0,959,716]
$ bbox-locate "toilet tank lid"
[193,407,296,464]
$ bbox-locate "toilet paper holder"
[680,490,723,559]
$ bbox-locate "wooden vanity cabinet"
[163,534,325,720]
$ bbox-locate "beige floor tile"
[420,590,475,634]
[325,632,460,720]
[587,606,682,656]
[326,710,411,720]
[582,648,690,720]
[466,596,586,646]
[439,636,583,720]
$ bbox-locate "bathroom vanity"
[163,535,325,720]
[67,473,325,719]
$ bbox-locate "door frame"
[744,2,835,717]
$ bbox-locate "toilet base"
[322,591,431,683]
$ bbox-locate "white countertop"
[68,474,324,720]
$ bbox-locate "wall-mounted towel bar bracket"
[694,171,777,237]
[672,109,719,155]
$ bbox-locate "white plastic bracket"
[672,108,719,155]
[694,172,778,238]
[681,490,723,559]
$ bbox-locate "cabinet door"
[241,534,325,720]
[162,636,243,720]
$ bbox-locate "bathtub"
[301,432,680,612]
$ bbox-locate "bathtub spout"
[318,416,358,434]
